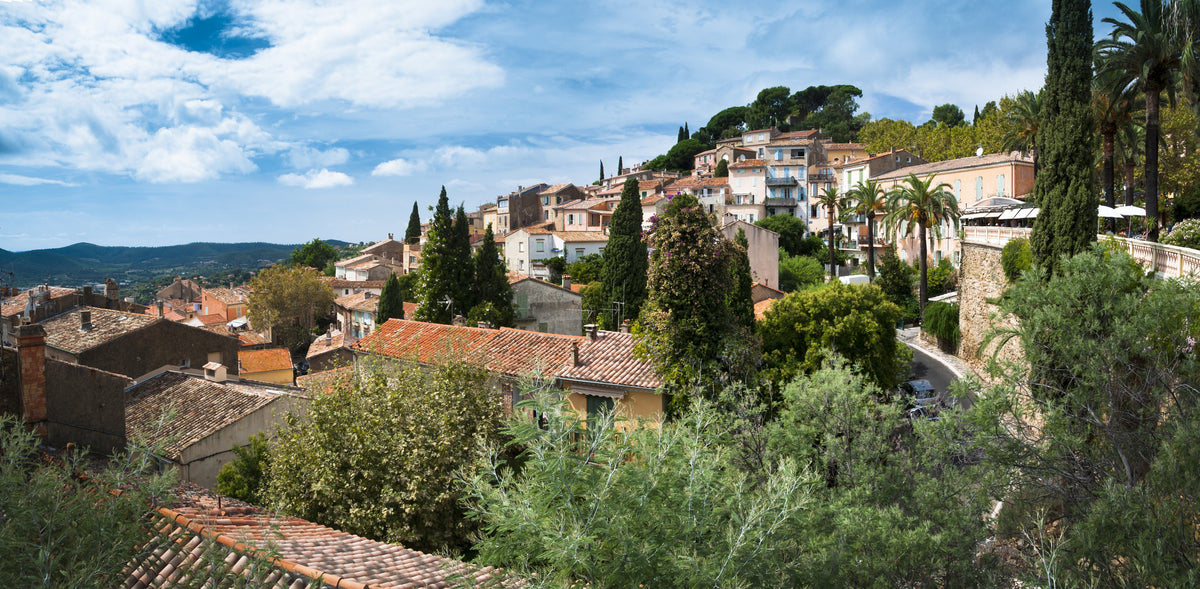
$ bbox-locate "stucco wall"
[721,222,780,289]
[512,280,582,336]
[75,321,240,379]
[959,242,1025,381]
[44,359,129,453]
[566,388,663,429]
[179,394,309,489]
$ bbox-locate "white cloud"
[278,168,353,189]
[0,173,75,186]
[372,157,426,177]
[287,145,350,169]
[135,124,257,183]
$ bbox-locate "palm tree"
[883,174,959,320]
[1092,69,1138,209]
[814,186,844,281]
[848,179,888,281]
[1097,0,1193,241]
[1117,117,1146,206]
[1001,89,1043,173]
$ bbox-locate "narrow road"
[907,345,972,410]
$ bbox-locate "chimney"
[17,324,47,436]
[453,315,467,327]
[83,285,92,300]
[584,324,597,340]
[203,362,228,383]
[477,321,491,329]
[388,232,394,240]
[156,300,164,317]
[363,291,373,299]
[571,341,580,366]
[620,319,631,334]
[561,274,572,291]
[79,310,92,331]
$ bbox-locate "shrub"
[1000,237,1032,282]
[217,433,270,505]
[1162,218,1200,250]
[927,258,957,296]
[922,301,960,350]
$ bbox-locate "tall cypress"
[618,156,623,175]
[678,126,686,143]
[600,160,604,182]
[472,224,515,327]
[684,122,689,138]
[415,187,456,324]
[376,273,405,324]
[451,205,476,316]
[1029,0,1096,276]
[405,202,422,244]
[599,177,648,329]
[729,228,755,332]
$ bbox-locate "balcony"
[764,197,798,207]
[808,172,836,181]
[765,176,799,187]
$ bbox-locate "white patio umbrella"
[1098,204,1123,218]
[1114,205,1146,216]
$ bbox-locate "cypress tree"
[684,122,689,138]
[405,202,422,244]
[714,159,729,178]
[1029,0,1096,276]
[599,177,648,329]
[973,105,980,125]
[678,126,686,143]
[471,224,515,327]
[376,273,405,324]
[415,187,455,324]
[618,156,623,175]
[729,228,755,332]
[600,160,604,181]
[451,205,476,315]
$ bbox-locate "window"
[774,149,782,161]
[758,148,764,158]
[955,179,961,201]
[997,174,1005,197]
[536,239,545,253]
[568,213,574,225]
[976,176,983,201]
[519,260,525,270]
[748,213,756,222]
[518,242,525,252]
[575,247,584,257]
[544,210,549,220]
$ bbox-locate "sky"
[0,0,1126,252]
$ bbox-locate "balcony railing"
[765,176,799,186]
[764,197,798,206]
[963,226,1200,279]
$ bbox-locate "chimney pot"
[561,274,572,291]
[477,321,491,329]
[17,324,47,436]
[584,324,597,340]
[156,300,164,317]
[571,341,580,366]
[620,319,631,334]
[80,310,92,330]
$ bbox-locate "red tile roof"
[239,348,292,374]
[203,287,245,306]
[306,329,346,359]
[0,285,77,318]
[40,307,160,354]
[730,159,765,169]
[754,298,777,321]
[238,331,272,346]
[128,483,517,588]
[354,320,660,390]
[195,313,227,326]
[335,291,380,313]
[873,152,1033,181]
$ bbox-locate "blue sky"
[1,0,1124,251]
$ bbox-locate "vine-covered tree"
[1030,0,1096,273]
[375,273,405,324]
[405,202,422,244]
[470,224,514,328]
[599,177,648,328]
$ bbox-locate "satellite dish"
[975,146,984,157]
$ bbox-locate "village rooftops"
[0,285,77,318]
[124,371,281,462]
[334,291,380,312]
[306,329,346,359]
[203,287,245,306]
[354,319,660,391]
[239,347,293,374]
[729,159,766,169]
[128,483,516,588]
[39,306,160,355]
[319,277,387,289]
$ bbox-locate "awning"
[998,208,1020,220]
[1018,207,1040,219]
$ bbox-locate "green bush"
[217,433,270,505]
[1000,237,1032,282]
[927,258,956,296]
[922,301,960,349]
[1162,218,1200,250]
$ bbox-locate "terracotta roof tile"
[204,287,246,306]
[558,331,660,390]
[40,306,160,354]
[306,330,346,359]
[559,231,609,242]
[125,372,279,461]
[195,313,227,326]
[128,483,518,588]
[239,331,272,346]
[754,298,777,321]
[0,285,77,318]
[730,159,765,168]
[873,152,1033,181]
[334,291,380,313]
[239,348,293,374]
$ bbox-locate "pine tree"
[599,177,648,329]
[1030,0,1096,276]
[469,224,515,328]
[618,156,623,175]
[729,228,755,332]
[415,187,456,324]
[376,273,405,324]
[405,202,422,244]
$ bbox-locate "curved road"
[906,345,972,410]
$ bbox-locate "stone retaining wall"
[959,242,1025,381]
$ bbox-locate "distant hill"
[0,240,353,289]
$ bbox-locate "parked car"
[900,379,940,409]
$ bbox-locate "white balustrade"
[962,226,1199,279]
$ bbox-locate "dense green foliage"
[1162,218,1200,249]
[247,265,335,350]
[930,103,966,127]
[1000,236,1033,282]
[922,301,960,349]
[216,432,270,505]
[644,138,707,172]
[375,273,406,324]
[778,250,824,292]
[713,158,728,177]
[289,238,338,273]
[470,224,515,328]
[760,282,909,391]
[564,253,603,284]
[265,360,506,554]
[405,202,422,244]
[728,229,755,331]
[0,417,177,588]
[975,245,1200,586]
[926,257,957,297]
[598,178,648,329]
[692,106,749,146]
[638,194,757,400]
[883,174,959,319]
[875,249,917,322]
[755,214,807,257]
[415,187,461,324]
[1029,0,1096,273]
